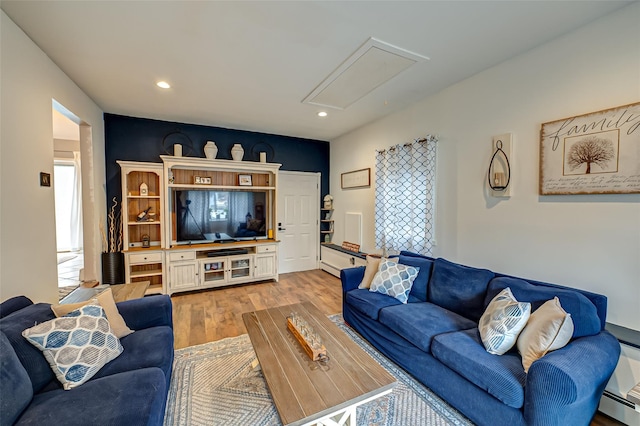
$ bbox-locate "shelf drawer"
[257,244,277,253]
[129,252,162,264]
[169,251,196,262]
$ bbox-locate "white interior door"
[277,171,320,273]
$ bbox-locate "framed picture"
[540,102,640,195]
[238,174,252,186]
[341,168,371,189]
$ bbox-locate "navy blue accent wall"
[104,114,330,207]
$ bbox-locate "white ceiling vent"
[303,37,429,110]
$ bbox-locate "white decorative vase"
[204,141,218,159]
[231,143,244,161]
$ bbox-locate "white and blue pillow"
[479,288,531,355]
[22,304,123,390]
[369,259,420,304]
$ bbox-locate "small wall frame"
[341,168,370,189]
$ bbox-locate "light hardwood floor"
[169,269,622,426]
[171,269,342,349]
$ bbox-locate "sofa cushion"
[432,328,526,409]
[0,303,57,393]
[93,325,174,384]
[14,368,167,426]
[517,297,574,373]
[22,305,123,390]
[479,288,531,355]
[370,260,419,304]
[378,302,477,353]
[1,332,33,425]
[346,289,402,320]
[428,258,495,322]
[486,276,599,338]
[398,255,433,302]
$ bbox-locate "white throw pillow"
[369,259,419,304]
[479,287,531,355]
[22,304,123,389]
[517,297,574,373]
[358,255,398,289]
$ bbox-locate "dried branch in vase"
[104,197,123,253]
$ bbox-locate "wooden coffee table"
[242,301,396,426]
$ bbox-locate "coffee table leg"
[302,388,391,426]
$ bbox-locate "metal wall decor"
[488,138,510,192]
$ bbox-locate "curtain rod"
[376,134,439,153]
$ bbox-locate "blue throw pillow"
[370,260,420,304]
[22,305,123,390]
[428,258,495,322]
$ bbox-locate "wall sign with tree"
[540,102,640,195]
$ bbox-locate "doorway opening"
[53,104,83,290]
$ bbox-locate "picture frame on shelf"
[239,174,253,186]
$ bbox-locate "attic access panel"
[303,37,429,110]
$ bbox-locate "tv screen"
[173,189,267,244]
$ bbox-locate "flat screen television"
[173,189,267,245]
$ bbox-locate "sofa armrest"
[340,266,365,292]
[524,331,620,426]
[116,295,173,331]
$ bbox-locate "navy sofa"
[341,252,620,426]
[0,294,174,426]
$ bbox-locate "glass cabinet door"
[201,259,227,283]
[229,256,252,280]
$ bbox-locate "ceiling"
[2,1,632,142]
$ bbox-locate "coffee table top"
[242,301,396,426]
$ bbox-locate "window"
[374,136,437,256]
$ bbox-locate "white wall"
[1,11,106,303]
[331,3,640,330]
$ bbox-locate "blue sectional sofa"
[341,252,620,426]
[0,294,174,426]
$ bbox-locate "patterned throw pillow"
[369,259,419,304]
[22,305,123,390]
[479,288,531,355]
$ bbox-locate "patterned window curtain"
[375,135,438,256]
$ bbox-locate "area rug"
[57,285,78,302]
[164,314,473,426]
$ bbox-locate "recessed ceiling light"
[317,111,328,117]
[156,81,171,89]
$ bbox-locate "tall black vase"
[101,252,125,285]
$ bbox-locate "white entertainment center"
[118,156,281,295]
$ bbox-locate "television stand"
[166,240,278,295]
